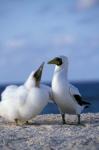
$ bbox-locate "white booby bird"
[0,62,49,124]
[48,56,90,124]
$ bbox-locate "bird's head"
[33,62,44,87]
[48,56,68,68]
[25,62,45,89]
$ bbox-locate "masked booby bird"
[0,62,49,124]
[48,56,90,124]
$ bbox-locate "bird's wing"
[69,84,90,106]
[41,83,55,103]
[69,84,81,96]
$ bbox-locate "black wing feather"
[73,95,91,107]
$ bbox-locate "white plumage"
[0,63,50,123]
[48,56,90,124]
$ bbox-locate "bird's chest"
[19,89,49,120]
[52,80,76,113]
[52,82,70,102]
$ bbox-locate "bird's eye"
[56,57,62,66]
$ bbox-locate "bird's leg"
[15,119,19,126]
[62,114,66,124]
[77,114,81,125]
[58,107,66,124]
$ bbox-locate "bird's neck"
[24,78,40,90]
[53,65,68,82]
[24,79,35,90]
[54,66,68,80]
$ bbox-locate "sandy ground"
[0,113,99,150]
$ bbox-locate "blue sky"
[0,0,99,83]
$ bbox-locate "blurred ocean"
[0,81,99,114]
